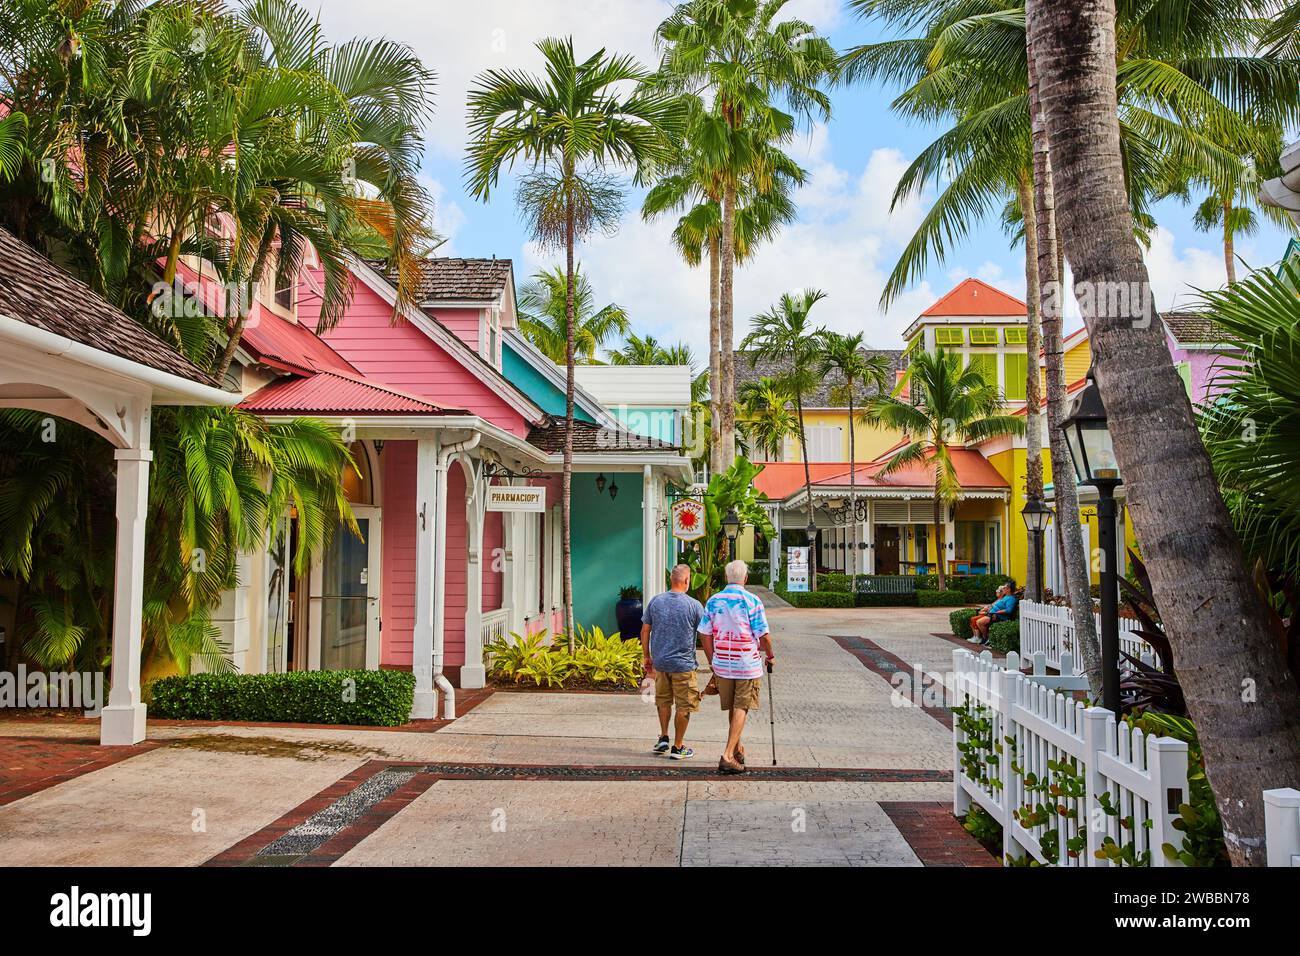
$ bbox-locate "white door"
[309,506,381,670]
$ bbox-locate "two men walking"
[641,559,773,774]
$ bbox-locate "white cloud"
[419,175,466,255]
[1140,227,1227,311]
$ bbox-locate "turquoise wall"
[612,406,677,443]
[571,477,643,633]
[502,343,597,423]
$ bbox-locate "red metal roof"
[240,308,358,376]
[239,370,463,416]
[752,463,862,501]
[922,278,1026,317]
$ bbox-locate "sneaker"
[717,756,745,775]
[669,745,694,760]
[652,735,670,754]
[967,635,984,644]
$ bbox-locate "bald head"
[669,564,691,590]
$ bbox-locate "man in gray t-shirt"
[640,564,704,760]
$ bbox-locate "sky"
[309,0,1296,359]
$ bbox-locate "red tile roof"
[922,278,1026,317]
[755,449,1009,501]
[238,370,463,416]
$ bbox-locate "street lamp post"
[1021,495,1053,603]
[1060,369,1123,713]
[722,508,741,562]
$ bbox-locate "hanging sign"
[787,546,810,593]
[486,486,546,513]
[671,497,706,542]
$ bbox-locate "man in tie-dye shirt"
[698,559,774,775]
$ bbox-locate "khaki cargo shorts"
[654,670,701,712]
[716,676,761,712]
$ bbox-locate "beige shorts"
[716,676,761,712]
[654,670,701,712]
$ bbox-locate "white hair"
[724,559,748,585]
[670,564,691,585]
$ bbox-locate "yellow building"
[742,278,1137,590]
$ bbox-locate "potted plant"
[615,584,643,640]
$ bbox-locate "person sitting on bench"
[969,584,1017,645]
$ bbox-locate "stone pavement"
[0,602,997,867]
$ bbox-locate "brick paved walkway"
[0,604,996,867]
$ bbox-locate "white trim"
[501,328,613,426]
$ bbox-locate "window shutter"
[1004,326,1027,345]
[969,327,997,346]
[1003,353,1027,401]
[935,327,965,346]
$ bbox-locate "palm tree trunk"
[1028,0,1300,866]
[795,391,816,591]
[1223,196,1236,285]
[562,173,577,654]
[848,387,858,579]
[709,233,722,477]
[933,496,946,592]
[719,182,738,469]
[1027,26,1102,699]
[1018,171,1045,602]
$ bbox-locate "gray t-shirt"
[643,590,704,673]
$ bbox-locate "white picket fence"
[1019,600,1157,674]
[952,648,1189,866]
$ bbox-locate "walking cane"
[766,658,776,766]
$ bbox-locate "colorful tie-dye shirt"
[697,585,770,679]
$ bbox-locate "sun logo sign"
[672,498,706,542]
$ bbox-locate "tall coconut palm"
[641,96,806,475]
[742,289,829,583]
[864,348,1025,591]
[466,37,682,645]
[1024,0,1300,866]
[818,331,894,578]
[654,0,837,470]
[517,267,630,365]
[738,376,799,461]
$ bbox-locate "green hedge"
[987,620,1020,653]
[775,587,855,608]
[918,589,967,607]
[950,607,981,637]
[855,592,919,607]
[954,574,1016,604]
[749,559,770,579]
[147,670,416,726]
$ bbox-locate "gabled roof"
[238,369,463,416]
[240,307,358,376]
[827,448,1009,489]
[502,328,612,425]
[1163,311,1238,348]
[526,417,678,454]
[0,227,218,387]
[370,256,513,302]
[735,348,905,409]
[921,278,1027,318]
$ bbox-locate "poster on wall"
[671,498,706,542]
[786,546,810,592]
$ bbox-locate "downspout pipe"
[433,432,481,719]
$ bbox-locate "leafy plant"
[618,584,643,601]
[1130,712,1229,867]
[918,588,966,607]
[147,670,415,726]
[950,607,981,638]
[484,630,551,681]
[960,804,1002,854]
[677,457,775,601]
[516,649,573,688]
[987,620,1020,653]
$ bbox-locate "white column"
[208,552,252,673]
[524,512,540,614]
[865,502,875,573]
[945,504,956,579]
[411,437,438,719]
[101,446,152,745]
[461,479,486,689]
[768,506,780,588]
[641,466,655,600]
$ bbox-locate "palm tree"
[1024,0,1300,866]
[517,267,630,365]
[654,0,836,469]
[609,333,673,365]
[864,348,1025,591]
[642,96,806,475]
[737,376,800,461]
[466,37,682,645]
[818,332,893,578]
[742,289,828,583]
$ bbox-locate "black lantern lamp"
[595,473,607,495]
[1021,495,1053,603]
[608,477,619,501]
[1060,368,1123,712]
[722,508,740,560]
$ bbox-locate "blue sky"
[312,0,1296,359]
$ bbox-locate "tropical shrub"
[1129,712,1228,867]
[774,587,854,608]
[147,670,415,726]
[953,574,1015,604]
[950,607,981,638]
[960,804,1002,855]
[918,589,966,607]
[484,626,642,689]
[749,559,769,580]
[855,592,919,608]
[676,458,775,602]
[987,620,1019,653]
[484,631,551,681]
